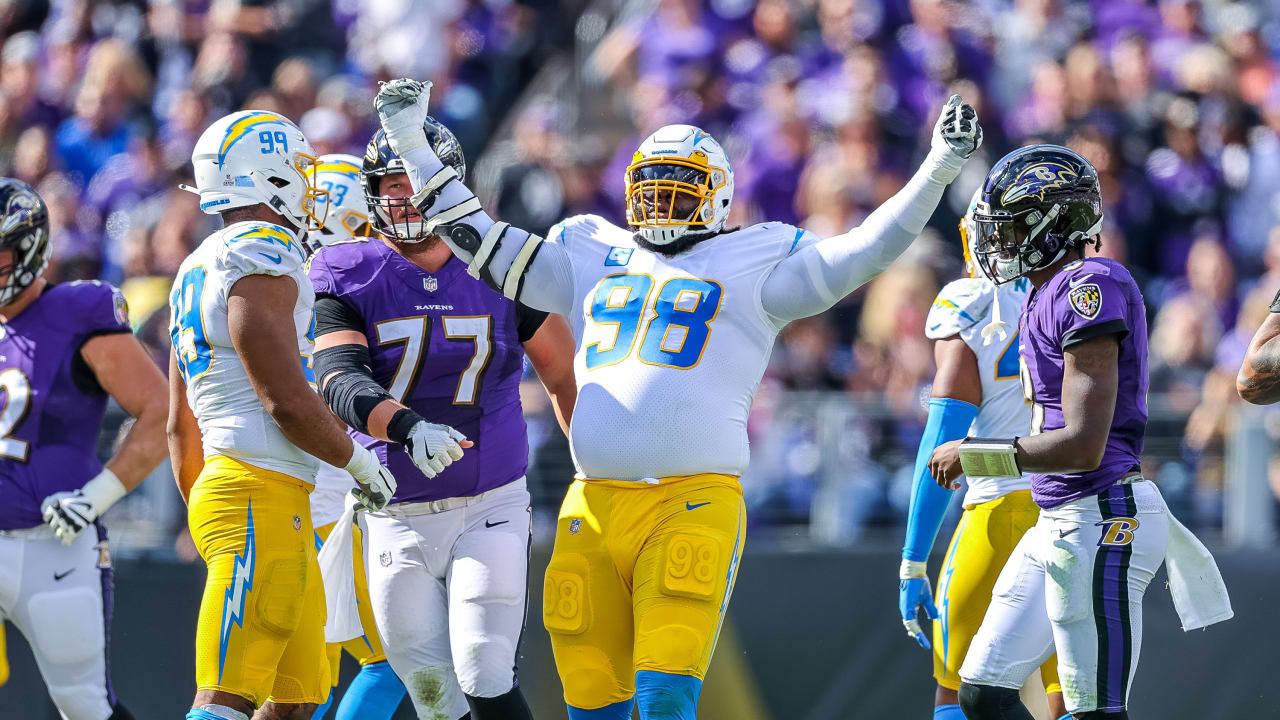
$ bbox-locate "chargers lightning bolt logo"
[218,502,256,683]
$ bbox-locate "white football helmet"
[306,153,370,247]
[625,124,733,246]
[188,110,328,232]
[960,186,985,279]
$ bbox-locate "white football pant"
[960,479,1169,714]
[0,524,115,720]
[362,478,530,720]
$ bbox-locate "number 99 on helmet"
[187,110,329,232]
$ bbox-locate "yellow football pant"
[544,474,746,710]
[934,490,1060,695]
[189,455,328,706]
[314,519,387,688]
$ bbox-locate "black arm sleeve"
[516,302,548,343]
[313,343,414,435]
[1061,318,1129,350]
[314,293,367,337]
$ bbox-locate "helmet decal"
[1000,162,1080,204]
[217,111,293,168]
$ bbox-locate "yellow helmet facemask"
[625,154,728,228]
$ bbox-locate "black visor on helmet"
[628,163,708,186]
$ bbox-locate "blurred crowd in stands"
[2,0,1277,546]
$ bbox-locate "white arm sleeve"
[398,145,575,315]
[759,147,966,324]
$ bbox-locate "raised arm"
[760,96,981,324]
[1237,305,1280,404]
[373,79,575,316]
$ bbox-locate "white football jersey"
[551,215,811,481]
[169,221,320,483]
[925,276,1032,506]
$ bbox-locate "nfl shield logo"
[423,276,438,292]
[569,518,582,534]
[292,515,302,531]
[380,551,392,567]
[1068,283,1102,320]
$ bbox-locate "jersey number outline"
[1019,355,1046,434]
[376,315,493,404]
[0,368,32,461]
[995,330,1020,380]
[585,274,723,370]
[172,266,214,382]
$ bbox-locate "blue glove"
[899,560,939,649]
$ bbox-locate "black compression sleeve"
[314,293,366,336]
[314,343,396,434]
[515,302,548,343]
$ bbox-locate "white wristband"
[82,468,127,515]
[958,437,1022,478]
[900,559,928,580]
[342,441,377,477]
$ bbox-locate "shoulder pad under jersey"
[307,237,381,297]
[926,277,994,339]
[216,222,308,290]
[45,280,131,335]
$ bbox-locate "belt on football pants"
[377,476,527,517]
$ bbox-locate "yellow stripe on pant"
[543,473,746,710]
[933,489,1060,695]
[314,519,387,688]
[189,455,328,706]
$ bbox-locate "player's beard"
[632,228,720,257]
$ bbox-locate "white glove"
[41,468,127,545]
[926,94,983,184]
[343,443,397,512]
[374,78,433,156]
[404,420,467,479]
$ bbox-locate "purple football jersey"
[1020,257,1149,508]
[309,239,534,503]
[0,281,131,530]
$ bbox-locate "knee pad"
[26,586,104,665]
[543,553,591,636]
[957,683,1034,720]
[555,644,626,712]
[635,671,700,720]
[454,634,517,697]
[403,665,465,718]
[465,686,533,720]
[255,556,307,637]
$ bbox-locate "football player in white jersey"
[167,112,397,720]
[371,78,981,719]
[898,190,1067,720]
[301,153,409,720]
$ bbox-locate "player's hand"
[343,443,398,512]
[899,559,939,649]
[932,94,982,161]
[929,438,965,490]
[375,78,432,156]
[40,469,127,545]
[404,421,469,479]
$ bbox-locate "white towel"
[1164,509,1234,631]
[318,500,363,643]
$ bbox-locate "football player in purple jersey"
[927,146,1231,720]
[308,119,576,720]
[0,178,169,720]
